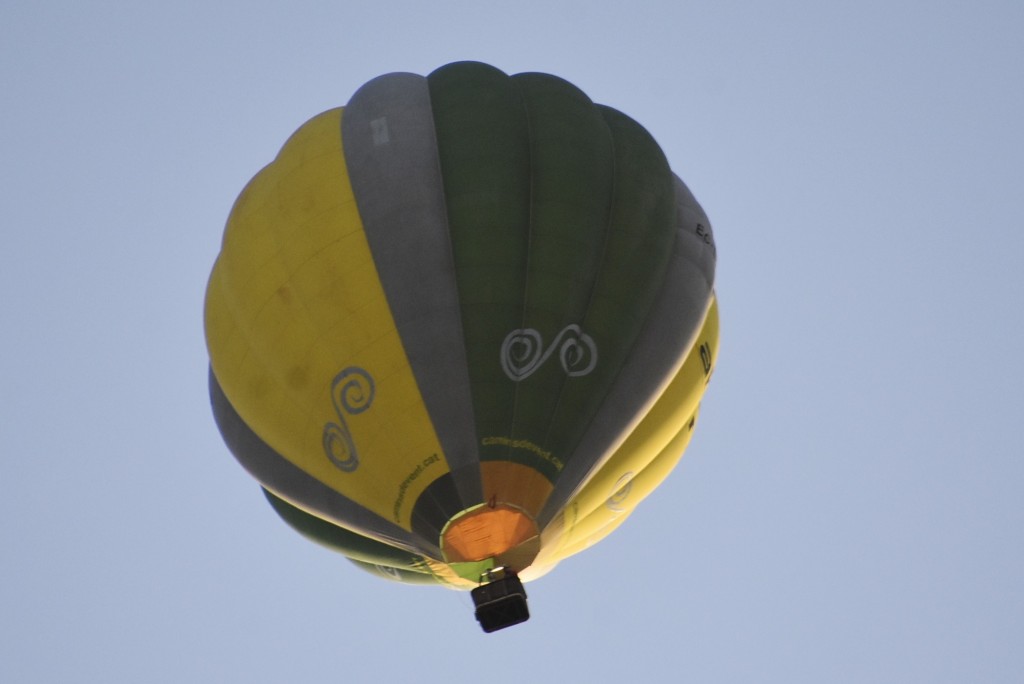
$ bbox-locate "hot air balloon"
[205,61,718,632]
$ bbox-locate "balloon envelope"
[205,61,718,588]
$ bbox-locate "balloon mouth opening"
[440,503,540,570]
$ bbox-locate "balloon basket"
[471,568,530,633]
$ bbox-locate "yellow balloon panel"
[536,296,719,565]
[542,414,698,563]
[205,109,448,530]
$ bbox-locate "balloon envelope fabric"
[205,61,718,588]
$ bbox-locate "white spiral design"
[605,472,635,512]
[500,324,598,380]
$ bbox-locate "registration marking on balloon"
[321,367,375,473]
[500,325,598,381]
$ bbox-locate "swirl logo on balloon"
[322,367,375,473]
[374,564,403,580]
[605,472,635,511]
[500,325,598,381]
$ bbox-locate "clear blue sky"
[2,1,1022,682]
